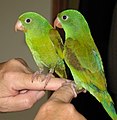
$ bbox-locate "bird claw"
[43,73,54,89]
[70,82,78,98]
[63,80,86,98]
[32,71,41,83]
[32,70,54,89]
[62,81,77,97]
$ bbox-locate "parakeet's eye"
[25,18,32,24]
[62,15,68,20]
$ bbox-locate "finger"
[0,90,45,112]
[3,58,32,74]
[1,58,67,92]
[49,83,75,103]
[13,73,66,91]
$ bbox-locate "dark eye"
[62,15,68,20]
[25,18,32,24]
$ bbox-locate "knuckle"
[15,58,28,67]
[6,58,18,65]
[6,58,27,67]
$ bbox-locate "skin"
[0,58,66,112]
[54,9,117,119]
[0,58,86,120]
[34,84,86,120]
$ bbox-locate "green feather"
[17,12,67,78]
[57,9,117,119]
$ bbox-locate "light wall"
[0,0,52,120]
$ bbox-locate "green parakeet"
[54,9,117,119]
[15,12,67,81]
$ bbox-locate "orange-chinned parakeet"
[54,9,117,120]
[15,12,67,82]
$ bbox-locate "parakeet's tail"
[100,91,117,120]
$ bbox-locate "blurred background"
[0,0,117,120]
[0,0,52,120]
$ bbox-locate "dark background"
[52,0,117,119]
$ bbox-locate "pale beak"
[15,20,25,32]
[54,17,62,29]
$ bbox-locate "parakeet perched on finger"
[54,9,117,120]
[15,12,67,82]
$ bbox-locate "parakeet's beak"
[54,17,62,29]
[15,20,25,32]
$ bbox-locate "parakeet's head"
[15,12,51,34]
[54,9,90,39]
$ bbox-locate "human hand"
[0,58,66,112]
[34,84,87,120]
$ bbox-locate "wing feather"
[64,38,107,90]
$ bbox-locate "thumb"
[48,83,74,103]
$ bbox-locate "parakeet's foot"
[32,70,54,89]
[32,71,41,83]
[62,81,77,97]
[42,68,55,89]
[32,68,44,82]
[43,73,54,89]
[69,82,77,98]
[63,81,86,98]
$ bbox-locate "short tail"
[100,91,117,120]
